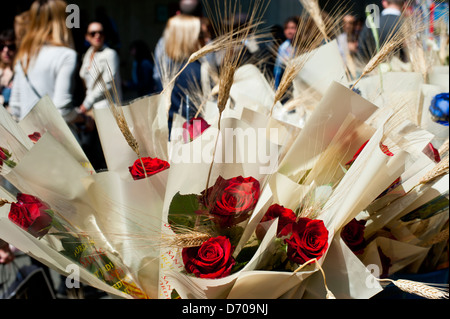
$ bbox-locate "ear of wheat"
[379,278,449,299]
[352,6,429,90]
[92,61,141,158]
[0,198,12,207]
[419,155,449,185]
[271,3,346,114]
[298,0,330,42]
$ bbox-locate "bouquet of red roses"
[0,190,147,298]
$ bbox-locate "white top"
[79,45,122,110]
[9,45,78,122]
[382,8,402,16]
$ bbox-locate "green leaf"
[235,244,259,263]
[168,192,201,229]
[221,226,244,247]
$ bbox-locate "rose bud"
[183,117,210,143]
[256,204,297,239]
[8,194,53,238]
[128,157,170,180]
[341,218,367,255]
[28,132,42,143]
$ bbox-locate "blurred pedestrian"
[0,29,16,108]
[79,21,122,112]
[78,21,120,170]
[0,239,14,265]
[9,0,82,125]
[337,14,359,64]
[160,14,205,131]
[358,0,407,62]
[153,0,203,93]
[273,16,299,90]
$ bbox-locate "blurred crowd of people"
[1,0,413,170]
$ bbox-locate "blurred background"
[0,0,383,96]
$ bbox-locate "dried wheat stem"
[298,0,330,42]
[378,278,449,299]
[169,231,212,249]
[351,17,419,91]
[294,258,335,299]
[419,156,449,185]
[93,61,141,157]
[421,228,449,247]
[0,198,12,207]
[218,63,236,113]
[351,41,401,90]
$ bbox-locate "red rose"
[257,204,297,238]
[182,236,235,279]
[28,132,42,143]
[346,140,394,167]
[0,147,15,168]
[8,194,53,238]
[0,147,8,161]
[128,157,170,180]
[285,218,329,264]
[341,218,367,255]
[201,176,261,228]
[423,143,441,163]
[183,117,210,143]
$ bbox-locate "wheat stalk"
[378,278,449,299]
[161,0,269,97]
[298,0,330,42]
[92,61,141,158]
[169,232,212,249]
[271,4,346,114]
[419,155,449,185]
[0,198,12,207]
[352,6,429,90]
[421,228,449,247]
[294,258,335,299]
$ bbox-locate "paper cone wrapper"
[428,66,449,91]
[94,94,169,179]
[279,81,379,181]
[229,64,279,115]
[19,96,94,174]
[81,170,168,298]
[360,237,430,277]
[0,105,33,151]
[293,39,348,97]
[0,184,146,299]
[356,72,424,114]
[301,236,383,299]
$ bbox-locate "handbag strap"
[19,61,42,99]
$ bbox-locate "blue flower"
[429,93,449,126]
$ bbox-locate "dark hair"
[284,16,299,29]
[385,0,406,7]
[0,29,15,44]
